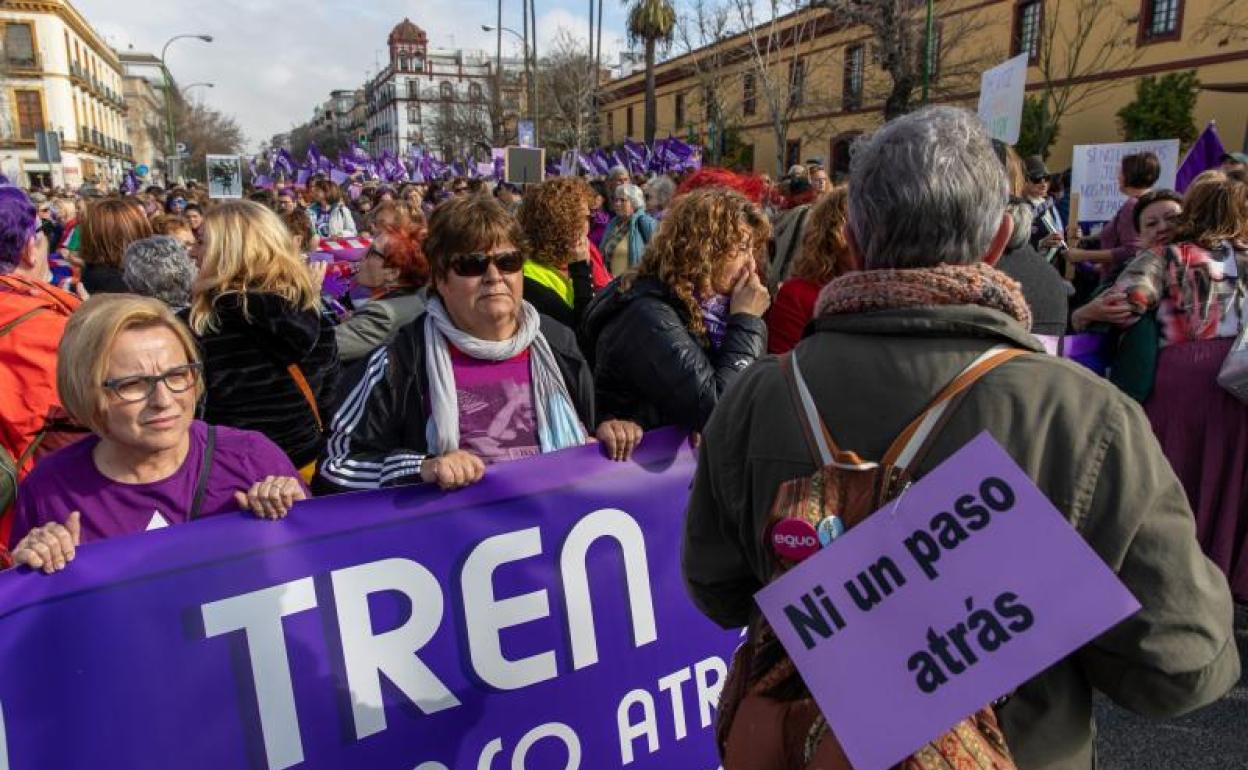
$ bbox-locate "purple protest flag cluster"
[249,136,702,189]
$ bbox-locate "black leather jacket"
[319,312,594,492]
[581,276,767,431]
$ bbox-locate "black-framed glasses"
[103,363,202,403]
[449,251,524,277]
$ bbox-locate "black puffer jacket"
[582,276,767,431]
[319,312,594,492]
[196,292,339,468]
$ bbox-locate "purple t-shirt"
[450,346,539,464]
[11,420,305,546]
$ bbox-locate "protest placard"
[206,154,243,199]
[506,146,545,185]
[977,54,1029,144]
[755,432,1140,770]
[1070,139,1180,222]
[0,430,737,770]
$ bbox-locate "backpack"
[716,345,1027,770]
[0,276,80,536]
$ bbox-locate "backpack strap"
[882,345,1029,470]
[188,424,216,521]
[781,352,876,470]
[784,345,1027,471]
[286,363,323,432]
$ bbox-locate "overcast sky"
[77,0,632,151]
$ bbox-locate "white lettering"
[511,722,582,770]
[462,527,557,690]
[561,509,658,670]
[657,669,692,740]
[694,657,728,729]
[201,578,317,770]
[331,558,459,739]
[617,688,659,765]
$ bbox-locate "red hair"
[675,167,768,205]
[376,221,430,287]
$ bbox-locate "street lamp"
[482,24,539,144]
[181,82,215,97]
[160,33,213,181]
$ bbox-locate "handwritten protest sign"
[977,54,1029,144]
[0,430,737,770]
[755,432,1140,770]
[1070,139,1180,222]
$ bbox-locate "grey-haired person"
[122,235,196,312]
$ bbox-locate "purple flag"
[0,430,738,770]
[1175,122,1226,192]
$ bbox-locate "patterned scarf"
[699,293,731,350]
[814,262,1032,329]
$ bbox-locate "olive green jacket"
[683,304,1239,770]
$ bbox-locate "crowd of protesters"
[0,108,1245,768]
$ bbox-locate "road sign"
[175,142,188,154]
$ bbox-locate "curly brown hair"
[792,187,853,284]
[635,187,771,341]
[517,177,592,268]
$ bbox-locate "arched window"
[440,81,453,100]
[399,53,409,72]
[468,82,483,102]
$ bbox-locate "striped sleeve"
[320,346,427,490]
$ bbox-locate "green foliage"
[1116,71,1200,148]
[626,0,677,46]
[1016,96,1058,160]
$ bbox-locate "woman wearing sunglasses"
[322,195,642,493]
[9,295,308,574]
[335,221,429,363]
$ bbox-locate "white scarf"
[423,298,588,455]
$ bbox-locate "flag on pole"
[1175,122,1226,192]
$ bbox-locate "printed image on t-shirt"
[451,348,539,464]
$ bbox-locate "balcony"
[5,52,41,73]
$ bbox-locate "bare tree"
[172,96,246,180]
[731,0,837,175]
[1024,0,1144,159]
[675,0,742,164]
[427,87,494,161]
[1196,0,1248,45]
[537,30,599,153]
[820,0,1000,120]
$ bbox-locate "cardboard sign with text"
[977,54,1029,144]
[1070,139,1180,222]
[755,432,1140,770]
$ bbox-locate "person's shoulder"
[537,312,579,352]
[20,434,96,487]
[206,422,296,474]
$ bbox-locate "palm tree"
[626,0,677,144]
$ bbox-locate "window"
[785,139,801,169]
[15,90,44,139]
[607,111,615,141]
[439,81,454,100]
[5,23,36,69]
[408,80,420,99]
[468,82,484,102]
[1140,0,1182,42]
[788,59,806,110]
[626,106,634,137]
[843,45,864,111]
[407,105,421,123]
[399,54,409,72]
[674,92,685,128]
[743,72,756,116]
[1013,1,1042,63]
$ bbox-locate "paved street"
[1096,607,1248,769]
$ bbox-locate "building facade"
[0,0,132,188]
[119,51,164,185]
[598,0,1248,176]
[363,18,526,160]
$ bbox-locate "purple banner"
[0,430,737,770]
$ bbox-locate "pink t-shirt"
[450,346,539,464]
[11,420,304,546]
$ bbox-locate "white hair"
[848,106,1008,269]
[613,183,646,213]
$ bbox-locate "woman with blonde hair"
[79,197,153,293]
[582,187,771,431]
[190,200,339,478]
[10,295,307,573]
[766,187,854,353]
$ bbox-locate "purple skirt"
[1145,338,1248,602]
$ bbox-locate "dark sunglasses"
[1028,175,1049,184]
[449,251,524,277]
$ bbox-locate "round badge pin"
[816,515,845,547]
[770,518,820,562]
